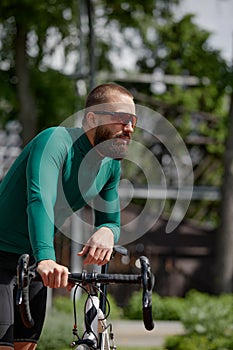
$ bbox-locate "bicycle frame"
[71,262,117,350]
[72,289,115,350]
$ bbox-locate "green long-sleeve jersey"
[0,127,121,262]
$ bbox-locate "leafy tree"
[0,0,182,143]
[0,0,79,144]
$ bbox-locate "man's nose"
[123,122,134,133]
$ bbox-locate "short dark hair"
[85,83,134,109]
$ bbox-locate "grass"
[117,348,163,350]
[57,348,162,350]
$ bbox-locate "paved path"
[111,320,185,347]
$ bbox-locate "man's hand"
[77,227,114,265]
[37,260,69,288]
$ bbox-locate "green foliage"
[124,291,185,321]
[125,290,233,337]
[163,290,233,350]
[53,294,78,314]
[165,334,233,350]
[153,295,185,321]
[181,290,233,338]
[37,309,73,350]
[105,293,124,319]
[0,0,79,133]
[0,70,19,125]
[125,290,233,350]
[118,348,163,350]
[53,293,122,320]
[0,0,230,143]
[31,68,78,129]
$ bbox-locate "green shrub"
[125,291,185,321]
[125,289,233,327]
[53,294,86,314]
[153,295,185,321]
[181,290,233,338]
[53,292,122,320]
[105,293,123,319]
[165,334,233,350]
[124,290,142,320]
[37,310,73,350]
[165,290,233,350]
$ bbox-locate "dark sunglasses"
[93,111,137,128]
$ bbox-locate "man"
[0,83,136,350]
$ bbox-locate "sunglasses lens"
[114,113,137,127]
[93,111,137,127]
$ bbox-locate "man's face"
[93,95,136,160]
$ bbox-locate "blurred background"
[0,0,233,300]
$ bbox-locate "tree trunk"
[86,0,96,90]
[214,93,233,293]
[15,21,38,146]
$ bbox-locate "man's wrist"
[95,224,120,242]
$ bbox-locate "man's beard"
[94,126,130,160]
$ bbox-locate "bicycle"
[16,246,155,350]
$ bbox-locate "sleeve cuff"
[34,248,56,262]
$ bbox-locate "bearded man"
[0,83,137,350]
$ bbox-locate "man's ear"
[85,112,97,129]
